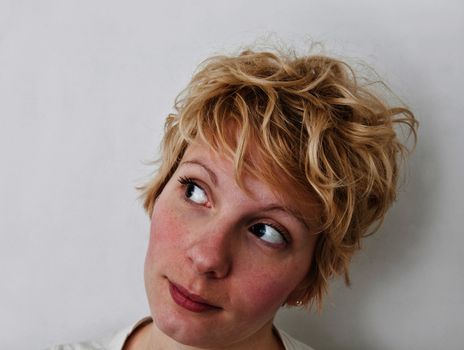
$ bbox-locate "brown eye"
[178,177,208,205]
[249,223,286,245]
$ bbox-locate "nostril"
[187,241,232,279]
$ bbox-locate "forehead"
[181,141,276,200]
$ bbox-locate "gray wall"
[1,1,462,349]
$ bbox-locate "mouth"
[168,280,222,313]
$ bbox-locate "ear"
[284,278,310,306]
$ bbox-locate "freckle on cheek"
[149,208,184,251]
[240,275,290,313]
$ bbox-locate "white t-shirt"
[46,317,314,350]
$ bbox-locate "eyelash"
[178,176,198,187]
[178,176,209,204]
[258,221,290,245]
[177,175,290,247]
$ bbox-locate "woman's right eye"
[178,177,208,205]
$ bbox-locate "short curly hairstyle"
[141,49,417,310]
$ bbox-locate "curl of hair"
[140,49,417,311]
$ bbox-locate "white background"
[1,1,463,349]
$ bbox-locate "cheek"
[232,261,301,318]
[145,201,185,275]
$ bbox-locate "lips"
[168,280,221,313]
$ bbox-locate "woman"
[49,49,417,350]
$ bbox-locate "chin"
[153,310,226,348]
[147,276,232,347]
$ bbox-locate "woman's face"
[144,141,318,348]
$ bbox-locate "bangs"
[177,86,307,194]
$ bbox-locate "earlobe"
[284,280,309,307]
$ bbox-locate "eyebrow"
[262,205,310,231]
[179,159,310,231]
[179,160,218,186]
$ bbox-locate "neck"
[124,318,284,350]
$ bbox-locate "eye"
[178,177,208,205]
[249,223,287,246]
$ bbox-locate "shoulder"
[275,327,316,350]
[45,339,105,350]
[44,317,151,350]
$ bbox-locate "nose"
[186,225,233,279]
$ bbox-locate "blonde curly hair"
[141,49,417,310]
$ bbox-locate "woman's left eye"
[249,223,287,246]
[178,177,208,205]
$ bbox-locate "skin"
[140,141,318,350]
